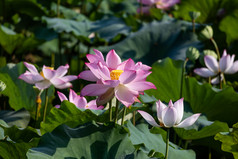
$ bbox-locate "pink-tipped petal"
[224,61,238,74]
[69,89,78,102]
[35,80,51,90]
[79,70,98,81]
[106,50,121,70]
[139,0,155,5]
[101,80,120,87]
[55,105,60,108]
[115,85,138,107]
[125,81,156,91]
[222,50,227,57]
[173,98,184,124]
[98,62,111,80]
[55,82,72,89]
[87,100,104,110]
[119,70,137,84]
[60,75,78,82]
[42,66,55,80]
[194,68,216,77]
[55,64,69,77]
[161,106,177,128]
[135,62,151,71]
[74,96,87,109]
[50,78,65,86]
[204,56,219,73]
[93,49,104,60]
[24,62,38,74]
[175,113,201,128]
[19,72,43,84]
[80,84,109,96]
[156,100,167,123]
[123,59,135,70]
[57,91,68,101]
[85,63,101,79]
[138,110,160,127]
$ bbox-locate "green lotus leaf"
[28,122,143,158]
[215,122,238,159]
[126,121,196,158]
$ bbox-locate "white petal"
[219,54,231,72]
[137,110,160,127]
[161,106,177,128]
[175,113,201,128]
[224,61,238,74]
[35,80,51,90]
[204,55,219,73]
[173,98,184,124]
[194,68,216,77]
[156,100,167,123]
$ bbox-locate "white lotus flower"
[138,98,200,128]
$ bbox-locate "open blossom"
[194,50,238,84]
[19,62,77,90]
[137,0,180,14]
[79,49,156,107]
[56,89,104,110]
[138,98,200,128]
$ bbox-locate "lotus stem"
[114,99,120,124]
[210,38,220,60]
[192,19,195,33]
[121,107,127,125]
[109,99,112,122]
[133,111,136,126]
[57,0,61,17]
[180,58,188,98]
[165,128,170,159]
[43,89,49,122]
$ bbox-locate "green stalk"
[192,19,195,33]
[58,34,62,65]
[43,89,49,122]
[180,58,188,98]
[57,0,61,17]
[121,107,127,125]
[133,111,136,126]
[109,99,112,122]
[210,38,220,60]
[114,99,120,124]
[165,128,170,159]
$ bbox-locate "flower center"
[40,67,54,79]
[110,70,124,80]
[156,0,163,6]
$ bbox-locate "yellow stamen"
[156,1,163,6]
[110,70,124,80]
[40,67,54,79]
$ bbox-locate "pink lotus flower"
[56,89,104,110]
[138,98,200,128]
[194,50,238,84]
[19,62,77,90]
[137,0,180,14]
[79,49,156,107]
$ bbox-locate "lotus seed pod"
[186,47,200,61]
[199,26,213,40]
